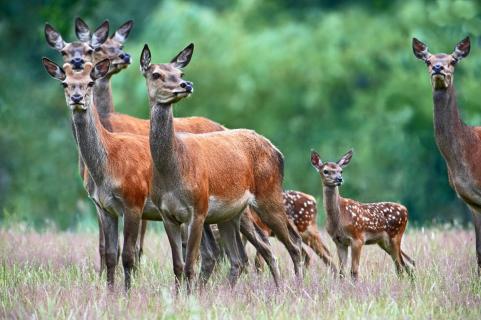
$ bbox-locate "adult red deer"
[141,43,302,292]
[413,36,481,275]
[311,149,414,279]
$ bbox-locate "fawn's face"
[140,44,194,104]
[42,59,110,111]
[413,37,470,90]
[311,150,353,187]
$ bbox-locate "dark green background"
[1,0,480,229]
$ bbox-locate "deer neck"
[71,99,109,186]
[93,76,115,114]
[149,102,183,184]
[322,185,342,231]
[433,84,472,166]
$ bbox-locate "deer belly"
[160,192,193,223]
[206,191,254,224]
[364,231,389,245]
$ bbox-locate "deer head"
[412,37,470,91]
[79,19,134,75]
[140,43,194,104]
[44,22,103,70]
[311,149,353,187]
[42,58,110,111]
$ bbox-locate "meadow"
[1,226,480,319]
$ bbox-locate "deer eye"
[61,51,67,56]
[425,60,431,66]
[94,47,101,52]
[323,169,329,175]
[86,48,93,54]
[61,82,68,88]
[88,81,95,87]
[180,72,185,77]
[450,58,458,66]
[152,73,163,81]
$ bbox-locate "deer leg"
[199,225,218,287]
[240,211,280,286]
[95,204,106,277]
[181,223,188,261]
[254,200,302,278]
[162,218,185,291]
[101,210,119,290]
[218,219,245,287]
[302,227,337,274]
[301,244,312,269]
[335,242,348,279]
[184,213,207,293]
[350,239,363,281]
[472,210,481,275]
[138,220,148,263]
[122,211,141,291]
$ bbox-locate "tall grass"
[1,227,480,319]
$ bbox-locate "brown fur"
[142,43,302,291]
[413,37,481,274]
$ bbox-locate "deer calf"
[311,149,414,279]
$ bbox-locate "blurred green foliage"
[1,0,480,229]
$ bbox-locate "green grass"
[1,227,480,319]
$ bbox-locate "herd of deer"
[40,17,481,293]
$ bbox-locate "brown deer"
[45,19,225,272]
[413,36,481,275]
[42,58,157,290]
[311,149,414,279]
[141,43,302,291]
[250,191,337,273]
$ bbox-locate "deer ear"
[140,44,151,74]
[112,20,133,43]
[171,43,194,68]
[42,57,66,81]
[44,23,66,51]
[75,17,91,42]
[91,20,109,49]
[337,149,353,168]
[91,59,110,80]
[412,38,430,61]
[310,150,323,171]
[452,36,470,61]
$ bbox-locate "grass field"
[1,226,480,319]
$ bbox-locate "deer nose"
[335,177,343,184]
[432,64,443,74]
[71,58,84,69]
[180,81,193,92]
[119,53,131,63]
[71,94,83,104]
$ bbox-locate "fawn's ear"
[112,20,133,43]
[91,20,109,49]
[90,59,110,80]
[75,17,91,42]
[412,38,430,61]
[42,57,66,81]
[311,150,323,171]
[452,36,470,61]
[140,44,151,75]
[170,43,194,68]
[337,149,353,168]
[45,23,66,50]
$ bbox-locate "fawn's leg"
[350,239,363,281]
